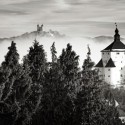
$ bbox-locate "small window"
[117,52,119,54]
[121,74,123,77]
[103,53,104,55]
[108,53,109,55]
[121,61,122,63]
[108,75,110,77]
[108,69,110,71]
[121,68,123,70]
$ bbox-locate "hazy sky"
[1,0,125,38]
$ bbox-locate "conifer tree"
[58,43,79,96]
[51,42,57,64]
[1,41,19,101]
[31,43,74,125]
[0,41,32,125]
[13,61,32,125]
[74,45,122,125]
[74,45,100,125]
[39,43,73,125]
[25,39,47,119]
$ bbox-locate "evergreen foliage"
[0,41,124,125]
[74,46,122,125]
[0,41,32,125]
[58,43,80,97]
[25,40,47,124]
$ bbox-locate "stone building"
[95,26,125,87]
[37,24,43,32]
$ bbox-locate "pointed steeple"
[114,23,120,42]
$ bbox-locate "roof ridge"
[102,40,125,51]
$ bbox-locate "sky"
[1,0,125,38]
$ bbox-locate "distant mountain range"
[0,28,125,44]
[0,27,125,66]
[93,36,125,43]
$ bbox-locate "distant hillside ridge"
[0,24,66,43]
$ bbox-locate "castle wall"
[101,52,111,66]
[97,67,104,80]
[102,51,125,87]
[37,24,43,32]
[96,28,125,87]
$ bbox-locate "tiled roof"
[102,40,125,51]
[102,28,125,51]
[105,58,116,67]
[95,59,103,67]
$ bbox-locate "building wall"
[97,67,104,80]
[101,50,125,87]
[101,52,111,66]
[111,51,125,86]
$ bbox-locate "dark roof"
[95,59,103,67]
[102,40,125,51]
[102,28,125,51]
[105,58,116,67]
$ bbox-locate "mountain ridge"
[0,27,125,43]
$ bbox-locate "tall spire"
[114,23,120,42]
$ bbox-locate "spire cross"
[114,23,120,41]
[115,22,117,28]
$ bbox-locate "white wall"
[101,50,125,87]
[102,52,111,66]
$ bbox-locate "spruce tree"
[74,46,122,125]
[1,41,19,101]
[0,41,32,125]
[58,43,79,96]
[25,39,47,119]
[13,62,32,125]
[51,42,57,64]
[31,43,74,125]
[74,45,101,125]
[40,43,73,125]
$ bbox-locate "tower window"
[108,53,109,55]
[121,61,122,63]
[108,69,110,71]
[121,68,123,70]
[103,53,104,55]
[117,52,119,54]
[121,74,123,77]
[108,75,110,77]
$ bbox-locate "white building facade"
[95,27,125,87]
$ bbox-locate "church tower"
[95,24,125,87]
